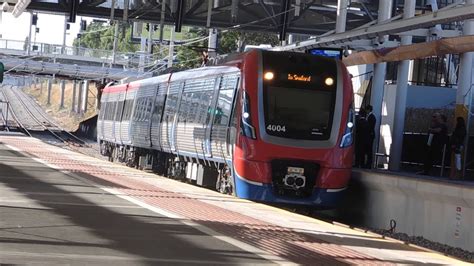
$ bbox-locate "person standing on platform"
[366,105,376,169]
[449,117,466,179]
[355,108,370,168]
[420,112,448,175]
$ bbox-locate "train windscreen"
[262,51,337,140]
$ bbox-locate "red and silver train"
[98,50,354,207]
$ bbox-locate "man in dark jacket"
[355,108,370,168]
[366,105,376,168]
[421,112,448,175]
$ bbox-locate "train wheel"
[216,166,234,195]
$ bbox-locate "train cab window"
[262,52,337,140]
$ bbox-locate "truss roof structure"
[21,0,381,36]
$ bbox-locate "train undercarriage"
[99,140,234,195]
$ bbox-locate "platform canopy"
[9,0,381,36]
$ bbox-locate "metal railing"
[0,38,163,70]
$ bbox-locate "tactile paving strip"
[1,136,393,265]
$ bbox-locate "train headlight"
[340,106,355,148]
[264,71,274,80]
[241,91,256,139]
[324,77,334,86]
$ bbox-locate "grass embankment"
[24,80,98,132]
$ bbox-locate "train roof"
[169,66,240,82]
[103,65,240,94]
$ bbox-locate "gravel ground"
[369,228,474,263]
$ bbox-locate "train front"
[233,50,354,207]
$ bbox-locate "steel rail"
[7,86,83,145]
[0,86,32,136]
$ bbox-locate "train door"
[204,76,222,158]
[114,90,126,145]
[209,73,240,160]
[170,82,184,152]
[149,83,166,150]
[227,77,241,158]
[160,81,182,153]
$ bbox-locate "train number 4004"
[267,124,286,132]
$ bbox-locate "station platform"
[0,135,469,265]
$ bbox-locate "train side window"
[100,102,106,120]
[144,97,152,121]
[151,84,166,123]
[178,92,191,123]
[124,99,133,120]
[132,98,139,121]
[213,73,239,126]
[163,82,182,122]
[114,100,124,121]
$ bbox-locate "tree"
[175,27,209,69]
[73,22,139,53]
[219,30,279,53]
[174,28,279,70]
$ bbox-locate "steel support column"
[82,80,89,114]
[208,28,217,60]
[457,0,474,176]
[168,29,174,68]
[77,81,82,114]
[159,0,166,42]
[231,0,238,22]
[148,23,154,54]
[62,15,67,54]
[279,0,291,41]
[370,0,392,168]
[335,0,348,33]
[174,0,185,32]
[111,22,119,65]
[389,0,415,171]
[27,12,32,56]
[47,78,52,105]
[59,80,66,109]
[71,80,77,112]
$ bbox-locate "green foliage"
[219,31,279,53]
[73,22,139,53]
[174,28,279,70]
[175,27,208,69]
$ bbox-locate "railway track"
[0,85,85,146]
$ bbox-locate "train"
[97,49,354,207]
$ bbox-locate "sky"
[0,11,90,47]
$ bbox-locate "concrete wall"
[407,85,456,108]
[343,170,474,252]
